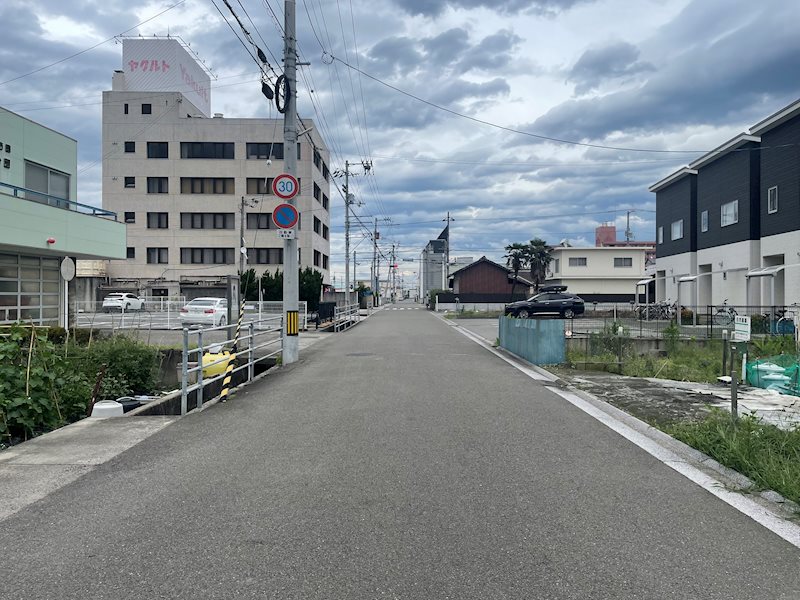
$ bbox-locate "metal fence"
[180,316,283,415]
[73,299,307,332]
[333,304,360,332]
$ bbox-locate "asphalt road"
[2,306,799,599]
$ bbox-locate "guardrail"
[180,316,283,415]
[333,303,360,332]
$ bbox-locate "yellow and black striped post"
[220,295,247,403]
[286,310,299,336]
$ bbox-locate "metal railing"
[705,304,798,339]
[180,316,283,415]
[333,303,360,332]
[0,181,118,219]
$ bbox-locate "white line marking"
[545,386,800,549]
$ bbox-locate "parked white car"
[102,293,145,312]
[179,297,228,327]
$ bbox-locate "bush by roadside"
[665,410,800,506]
[0,324,161,445]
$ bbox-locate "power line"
[0,1,187,87]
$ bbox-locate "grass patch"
[664,410,800,506]
[445,310,503,319]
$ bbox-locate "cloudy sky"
[2,0,799,288]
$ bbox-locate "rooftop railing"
[0,181,118,220]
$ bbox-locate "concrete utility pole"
[391,244,397,303]
[372,218,378,307]
[282,0,299,364]
[344,160,351,306]
[239,196,246,278]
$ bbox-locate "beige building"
[546,246,651,302]
[102,38,331,297]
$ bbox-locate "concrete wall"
[498,315,565,365]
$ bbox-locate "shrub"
[71,335,160,395]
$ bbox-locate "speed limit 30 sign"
[272,174,299,199]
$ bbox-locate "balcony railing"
[0,181,118,220]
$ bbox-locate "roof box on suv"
[540,284,568,293]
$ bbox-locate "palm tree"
[527,238,553,293]
[504,243,528,301]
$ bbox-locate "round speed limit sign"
[272,174,299,199]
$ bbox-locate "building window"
[671,219,683,240]
[314,250,321,267]
[124,103,129,115]
[124,141,135,153]
[246,142,283,160]
[313,216,321,234]
[180,248,235,264]
[554,258,559,273]
[126,247,135,259]
[322,254,329,270]
[297,144,301,160]
[180,177,235,194]
[701,210,708,233]
[322,163,329,182]
[721,200,738,227]
[322,224,329,240]
[253,248,284,264]
[147,142,168,158]
[322,194,329,210]
[313,149,321,169]
[124,176,135,188]
[0,253,61,325]
[246,177,274,195]
[147,177,169,194]
[313,182,321,201]
[180,142,234,159]
[146,248,168,264]
[658,226,663,244]
[124,211,135,223]
[614,257,633,268]
[180,213,235,229]
[768,186,778,214]
[147,212,169,229]
[568,257,587,267]
[246,213,272,229]
[24,160,70,205]
[142,103,152,114]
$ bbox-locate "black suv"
[504,285,585,319]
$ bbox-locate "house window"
[671,219,683,240]
[146,248,168,264]
[658,226,663,244]
[147,212,169,229]
[180,213,234,229]
[614,257,633,268]
[701,210,708,233]
[721,200,738,227]
[124,103,129,115]
[124,176,135,188]
[180,142,234,159]
[126,247,135,259]
[147,142,169,158]
[24,160,70,205]
[124,141,135,153]
[180,248,235,264]
[246,213,272,229]
[147,177,169,194]
[553,259,560,273]
[246,177,274,195]
[768,186,778,214]
[180,177,235,194]
[124,212,135,224]
[246,143,283,160]
[142,103,152,114]
[568,257,587,267]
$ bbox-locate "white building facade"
[102,38,331,297]
[546,246,651,302]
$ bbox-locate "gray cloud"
[392,0,593,18]
[567,41,654,95]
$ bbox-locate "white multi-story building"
[102,38,330,297]
[546,246,651,302]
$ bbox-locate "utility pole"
[625,210,634,242]
[239,196,246,277]
[344,160,351,306]
[391,244,397,303]
[372,218,378,307]
[443,212,454,289]
[282,0,299,364]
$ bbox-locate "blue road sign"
[272,203,299,229]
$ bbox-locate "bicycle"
[713,299,737,326]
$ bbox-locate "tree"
[240,268,259,301]
[527,238,553,293]
[504,242,529,301]
[260,269,283,301]
[299,267,323,311]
